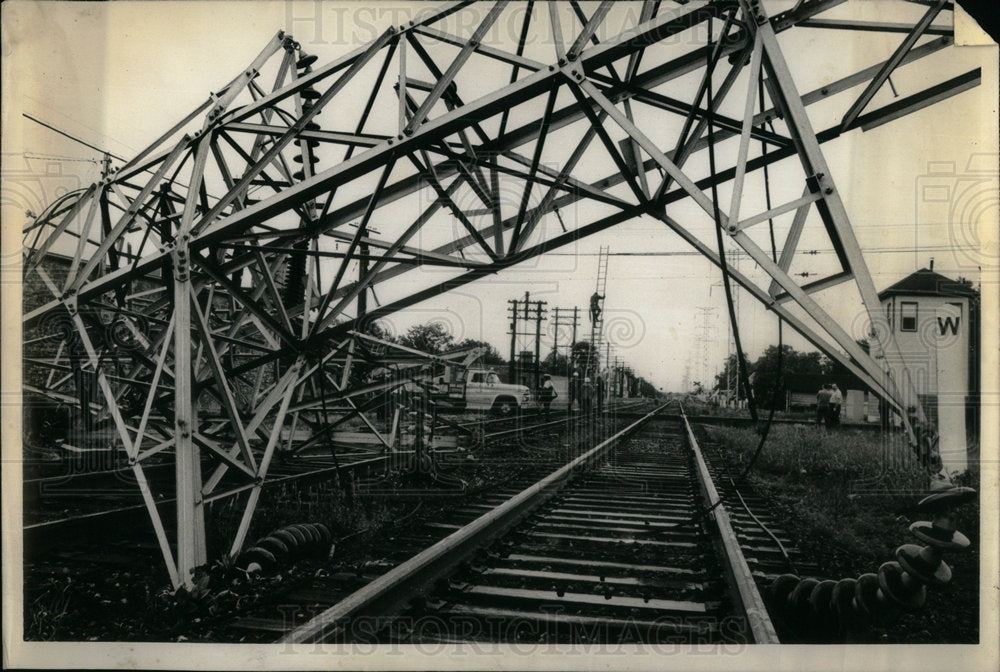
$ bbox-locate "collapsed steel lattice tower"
[22,0,978,590]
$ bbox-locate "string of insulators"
[237,522,333,574]
[766,486,975,642]
[280,49,323,312]
[293,50,322,182]
[281,221,314,311]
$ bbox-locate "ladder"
[586,246,609,376]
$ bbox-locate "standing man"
[570,371,580,412]
[829,384,843,428]
[596,373,605,414]
[539,374,557,420]
[590,292,604,323]
[582,376,593,416]
[816,384,833,428]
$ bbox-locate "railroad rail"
[22,402,645,554]
[280,403,780,645]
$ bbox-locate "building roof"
[877,268,979,301]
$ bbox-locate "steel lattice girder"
[21,0,978,589]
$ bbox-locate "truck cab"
[455,368,537,415]
[465,368,536,415]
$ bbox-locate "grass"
[704,424,928,567]
[708,424,929,492]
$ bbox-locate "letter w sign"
[937,315,960,335]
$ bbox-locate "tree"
[541,347,569,375]
[713,353,741,395]
[399,322,454,354]
[456,338,505,366]
[750,345,831,409]
[570,340,600,375]
[637,377,659,398]
[360,319,397,343]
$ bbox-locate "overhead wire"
[22,113,128,163]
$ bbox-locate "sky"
[3,0,998,393]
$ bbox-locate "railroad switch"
[766,486,975,641]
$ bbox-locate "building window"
[900,301,918,332]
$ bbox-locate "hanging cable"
[316,355,351,502]
[733,66,786,481]
[704,16,758,424]
[696,22,796,574]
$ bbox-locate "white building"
[876,266,980,474]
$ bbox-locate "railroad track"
[23,404,645,571]
[278,405,780,646]
[691,425,820,585]
[23,402,648,532]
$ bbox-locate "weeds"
[707,424,928,494]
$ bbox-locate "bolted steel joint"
[745,0,769,25]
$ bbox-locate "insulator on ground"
[896,543,951,586]
[240,546,277,573]
[853,572,895,620]
[877,560,926,611]
[293,153,319,164]
[300,88,321,100]
[297,53,318,69]
[909,520,970,550]
[257,536,290,560]
[830,577,857,619]
[272,528,299,549]
[788,577,819,616]
[768,573,800,606]
[283,525,309,548]
[312,523,332,544]
[915,486,976,513]
[290,523,320,545]
[807,579,837,617]
[765,486,974,640]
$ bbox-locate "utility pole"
[571,306,578,372]
[534,297,543,390]
[508,292,547,387]
[552,307,581,372]
[508,297,518,383]
[604,341,612,400]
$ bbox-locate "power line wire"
[22,113,126,162]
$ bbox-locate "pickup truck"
[433,368,537,415]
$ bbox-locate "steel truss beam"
[22,0,974,589]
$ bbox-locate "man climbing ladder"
[583,246,610,388]
[590,291,604,324]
